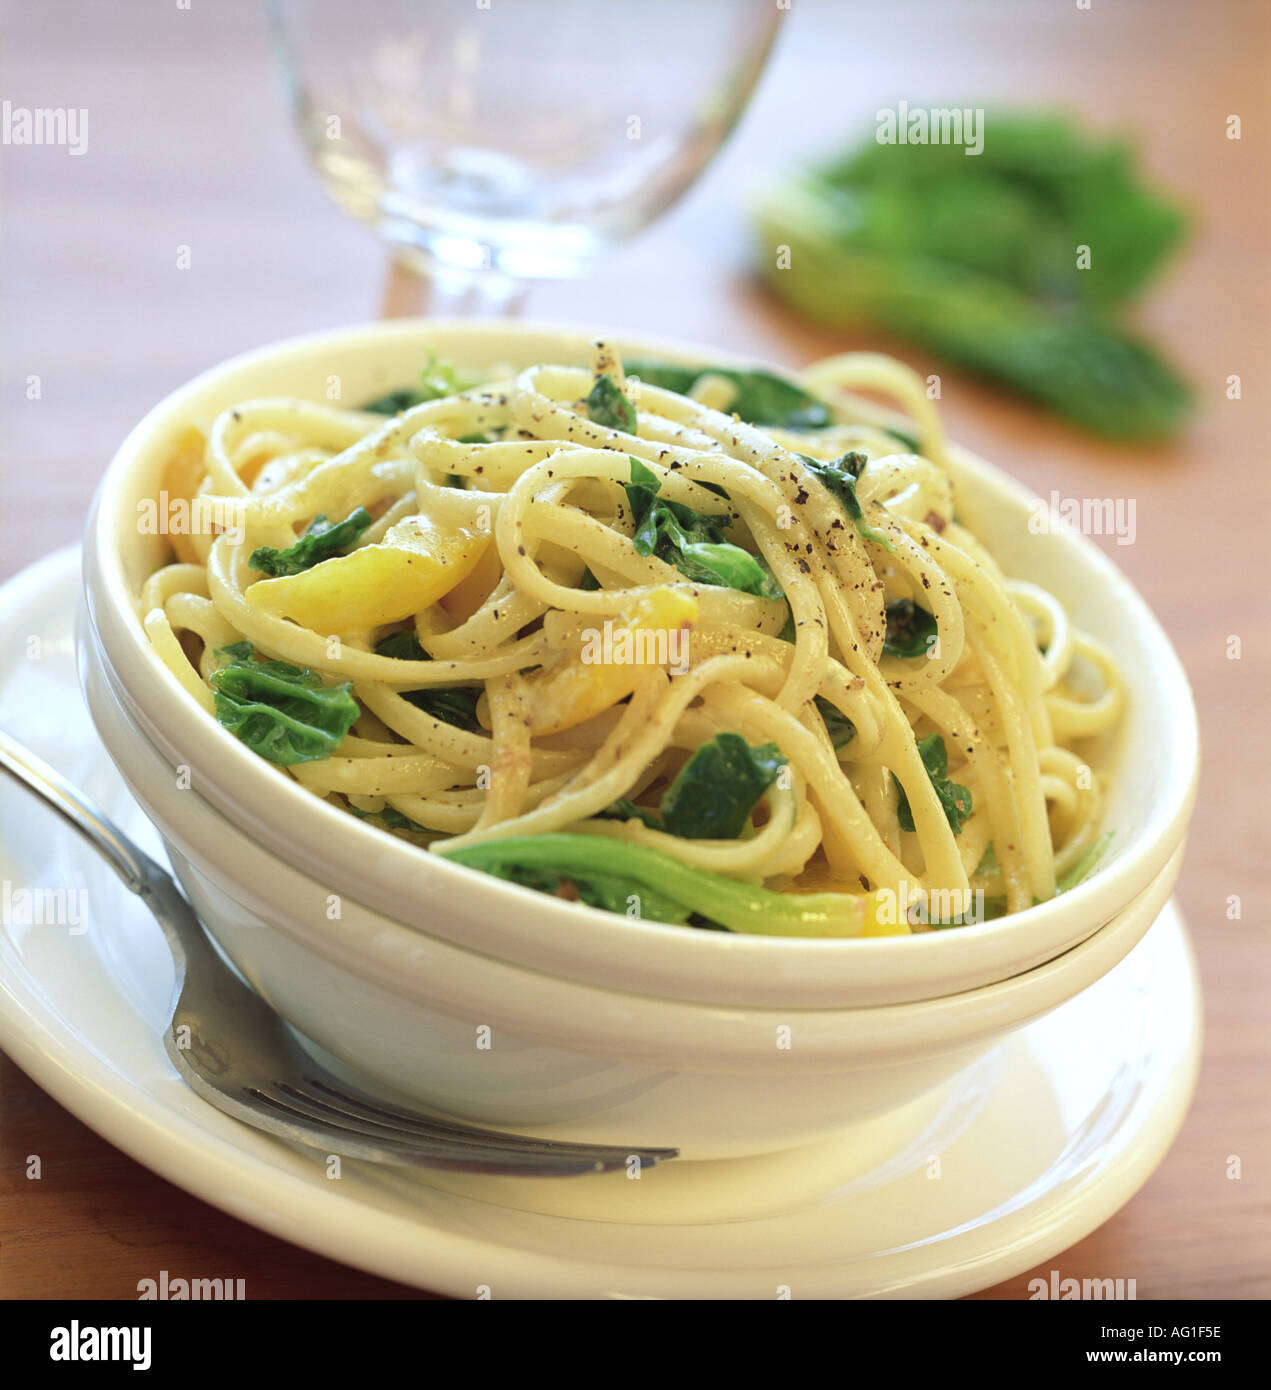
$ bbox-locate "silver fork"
[0,730,678,1176]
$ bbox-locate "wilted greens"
[439,833,859,935]
[894,732,972,835]
[623,359,831,430]
[210,643,359,765]
[248,507,372,578]
[626,458,784,599]
[373,630,484,733]
[600,732,788,840]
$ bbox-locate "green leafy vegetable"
[815,695,856,749]
[372,631,484,732]
[209,642,359,766]
[756,113,1194,440]
[796,452,895,551]
[360,354,474,414]
[661,734,786,839]
[883,598,939,659]
[623,359,831,430]
[439,833,861,936]
[405,686,484,732]
[585,374,637,434]
[626,458,784,599]
[894,733,972,835]
[248,507,373,578]
[373,630,428,662]
[600,733,787,840]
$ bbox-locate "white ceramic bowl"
[81,320,1197,1012]
[79,628,1184,1159]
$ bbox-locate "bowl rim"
[82,318,1199,1006]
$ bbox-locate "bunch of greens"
[626,457,783,599]
[210,643,359,766]
[600,732,787,840]
[756,112,1193,440]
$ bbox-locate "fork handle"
[0,728,158,895]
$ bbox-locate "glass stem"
[378,254,530,320]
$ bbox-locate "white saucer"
[0,548,1202,1299]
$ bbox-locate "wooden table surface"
[1,0,1268,1299]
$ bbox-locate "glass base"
[378,253,530,320]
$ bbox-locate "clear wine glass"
[266,0,785,317]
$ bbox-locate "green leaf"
[439,833,863,936]
[625,458,784,599]
[815,695,856,749]
[893,732,972,835]
[624,359,831,429]
[210,643,359,766]
[796,453,895,552]
[883,598,938,659]
[248,507,373,578]
[585,374,638,434]
[373,630,428,662]
[660,734,787,840]
[598,734,787,841]
[372,631,484,732]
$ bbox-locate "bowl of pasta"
[81,627,1196,1157]
[81,319,1196,1027]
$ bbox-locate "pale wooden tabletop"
[1,0,1267,1299]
